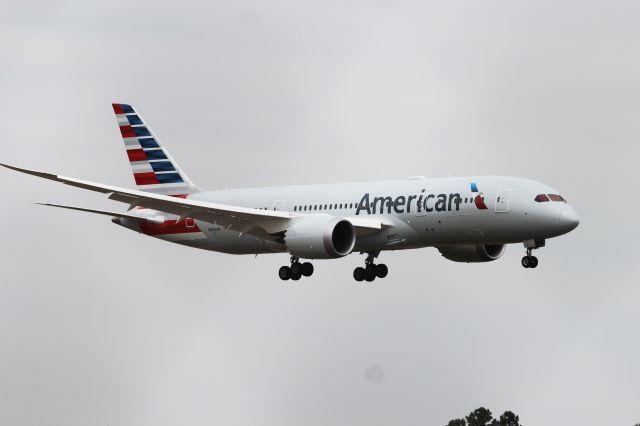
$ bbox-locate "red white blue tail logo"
[113,103,199,196]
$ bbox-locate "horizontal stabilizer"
[36,203,164,224]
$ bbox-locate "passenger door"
[495,188,511,213]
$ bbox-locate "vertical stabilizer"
[112,103,200,196]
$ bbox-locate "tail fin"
[112,103,200,196]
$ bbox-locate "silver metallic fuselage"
[120,175,579,256]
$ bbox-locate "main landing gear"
[279,256,314,281]
[521,239,544,269]
[353,252,388,282]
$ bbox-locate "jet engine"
[285,214,356,259]
[437,244,506,263]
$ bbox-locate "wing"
[2,163,389,239]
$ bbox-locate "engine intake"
[437,244,506,263]
[285,214,356,259]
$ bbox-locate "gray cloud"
[0,1,639,425]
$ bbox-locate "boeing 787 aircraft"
[2,103,579,282]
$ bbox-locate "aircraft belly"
[197,221,284,254]
[400,212,528,247]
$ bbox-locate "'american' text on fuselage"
[356,190,463,215]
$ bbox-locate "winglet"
[1,163,59,181]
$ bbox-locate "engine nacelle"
[285,214,356,259]
[437,244,506,263]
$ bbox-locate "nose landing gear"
[354,252,388,282]
[279,256,314,281]
[521,239,544,268]
[521,249,538,269]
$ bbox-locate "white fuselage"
[121,175,579,256]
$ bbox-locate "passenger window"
[535,194,550,202]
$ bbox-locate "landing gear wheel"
[522,241,545,269]
[364,265,376,282]
[355,252,388,282]
[291,262,302,277]
[301,262,314,277]
[375,264,388,278]
[522,255,539,268]
[281,256,309,281]
[279,266,291,280]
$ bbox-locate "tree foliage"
[466,407,494,426]
[496,411,520,426]
[445,407,522,426]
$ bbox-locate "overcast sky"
[1,1,639,425]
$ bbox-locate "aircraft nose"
[558,205,579,233]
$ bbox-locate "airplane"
[1,103,579,282]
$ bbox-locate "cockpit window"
[535,194,550,202]
[548,194,566,202]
